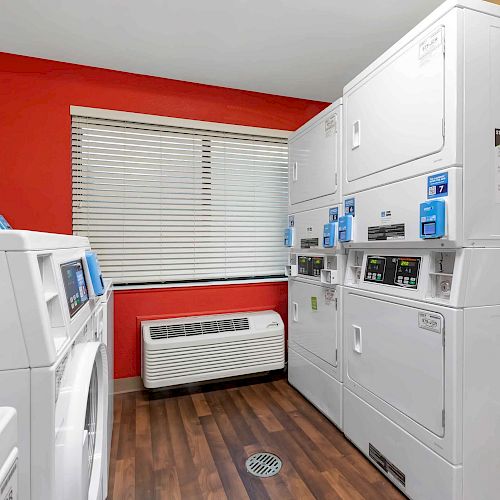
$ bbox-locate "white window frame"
[70,106,290,289]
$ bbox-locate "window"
[72,112,289,285]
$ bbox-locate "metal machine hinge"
[335,172,338,186]
[334,298,338,310]
[442,332,445,347]
[335,349,338,362]
[442,409,445,428]
[442,118,445,137]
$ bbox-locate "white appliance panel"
[288,280,338,368]
[289,101,341,210]
[344,292,444,436]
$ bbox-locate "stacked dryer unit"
[339,1,500,499]
[0,230,109,500]
[285,98,346,428]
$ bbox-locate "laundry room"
[1,1,500,499]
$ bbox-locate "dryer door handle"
[353,325,362,354]
[292,302,299,322]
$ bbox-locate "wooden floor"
[109,373,405,500]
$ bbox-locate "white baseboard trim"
[114,376,144,394]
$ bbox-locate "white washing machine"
[92,278,114,496]
[286,206,346,428]
[0,230,109,500]
[0,408,18,500]
[342,247,500,500]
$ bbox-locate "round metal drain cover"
[245,452,282,478]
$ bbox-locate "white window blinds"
[72,115,288,285]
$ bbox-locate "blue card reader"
[323,222,336,248]
[338,215,353,243]
[419,199,446,239]
[85,251,105,296]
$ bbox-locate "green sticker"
[311,296,318,311]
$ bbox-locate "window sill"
[114,276,288,291]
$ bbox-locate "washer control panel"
[364,255,421,289]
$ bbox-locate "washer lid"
[56,342,108,500]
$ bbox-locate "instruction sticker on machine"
[329,207,339,222]
[345,198,355,216]
[419,28,444,60]
[325,115,337,137]
[311,296,318,311]
[418,312,442,334]
[427,172,448,199]
[496,129,500,203]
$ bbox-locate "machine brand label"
[368,224,405,241]
[325,115,337,136]
[329,207,339,222]
[418,312,442,334]
[344,198,355,216]
[427,172,448,199]
[288,215,294,227]
[419,28,444,60]
[300,238,319,249]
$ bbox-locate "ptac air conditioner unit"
[141,310,285,389]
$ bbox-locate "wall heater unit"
[141,310,285,389]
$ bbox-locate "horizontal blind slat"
[72,114,288,285]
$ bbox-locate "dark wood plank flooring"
[109,373,404,499]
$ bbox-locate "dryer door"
[289,280,338,367]
[344,291,444,436]
[57,342,108,500]
[289,110,340,207]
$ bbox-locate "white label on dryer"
[418,312,442,334]
[419,28,444,59]
[325,115,337,137]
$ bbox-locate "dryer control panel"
[298,256,324,277]
[364,255,421,289]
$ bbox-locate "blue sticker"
[329,207,339,222]
[345,198,355,216]
[427,172,448,199]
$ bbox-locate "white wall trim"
[114,277,288,291]
[70,105,291,139]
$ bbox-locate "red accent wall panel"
[0,52,327,378]
[115,281,288,379]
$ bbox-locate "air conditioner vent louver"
[142,311,284,389]
[149,317,250,340]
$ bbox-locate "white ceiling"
[0,0,444,101]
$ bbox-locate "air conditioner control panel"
[364,255,421,289]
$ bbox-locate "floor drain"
[245,452,282,478]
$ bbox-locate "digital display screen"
[365,256,386,282]
[423,222,436,235]
[61,259,89,318]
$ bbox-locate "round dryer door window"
[57,342,108,500]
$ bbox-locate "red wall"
[0,52,328,378]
